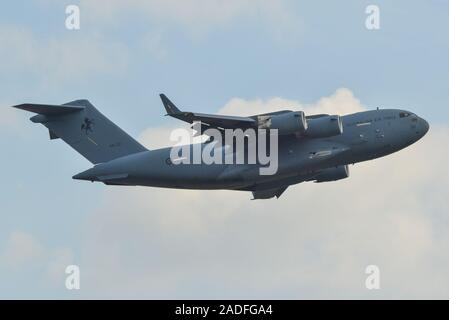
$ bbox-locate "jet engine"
[305,115,343,138]
[258,111,307,136]
[314,165,349,183]
[258,112,343,138]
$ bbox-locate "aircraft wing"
[160,94,257,129]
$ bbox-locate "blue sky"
[1,0,449,299]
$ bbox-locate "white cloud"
[219,88,364,116]
[0,231,45,269]
[139,126,185,150]
[0,104,21,130]
[79,0,297,37]
[0,26,129,83]
[80,89,449,299]
[45,248,75,285]
[0,231,75,287]
[139,30,167,61]
[0,1,297,84]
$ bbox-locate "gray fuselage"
[74,109,429,191]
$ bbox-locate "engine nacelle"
[305,115,343,138]
[258,111,307,136]
[314,165,349,183]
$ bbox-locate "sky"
[0,0,449,299]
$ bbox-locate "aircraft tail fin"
[13,100,147,164]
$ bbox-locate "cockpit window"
[399,112,411,118]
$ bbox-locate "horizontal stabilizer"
[13,103,84,116]
[14,99,147,164]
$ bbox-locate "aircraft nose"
[420,117,430,136]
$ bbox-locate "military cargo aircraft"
[13,94,429,199]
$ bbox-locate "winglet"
[160,94,181,115]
